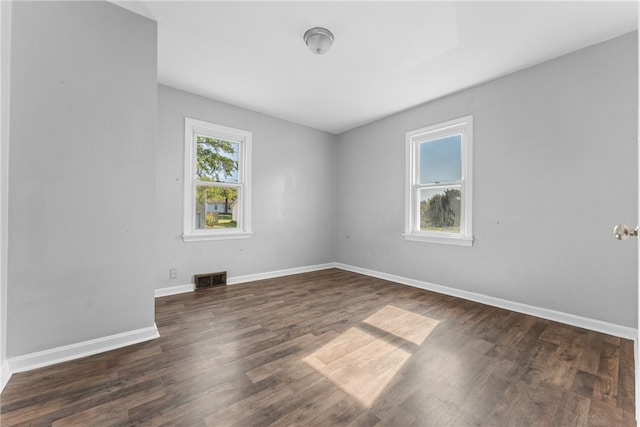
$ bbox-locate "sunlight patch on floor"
[303,306,439,407]
[303,327,410,407]
[363,305,439,345]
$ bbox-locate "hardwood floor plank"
[593,342,621,406]
[486,380,564,426]
[618,338,636,413]
[572,370,599,399]
[50,384,165,427]
[1,269,634,426]
[587,399,632,427]
[551,391,592,427]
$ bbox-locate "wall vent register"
[194,271,227,289]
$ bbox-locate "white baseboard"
[4,263,633,388]
[227,263,336,285]
[0,359,11,392]
[7,324,160,374]
[152,261,636,340]
[335,263,638,340]
[154,263,337,298]
[155,283,194,298]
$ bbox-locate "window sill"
[403,233,473,246]
[183,231,253,242]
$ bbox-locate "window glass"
[404,116,472,246]
[419,135,461,184]
[195,186,239,230]
[196,136,239,184]
[183,118,252,242]
[419,186,461,233]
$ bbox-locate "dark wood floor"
[0,269,635,426]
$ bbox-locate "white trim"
[404,115,473,245]
[7,324,159,374]
[183,231,253,242]
[227,263,336,285]
[403,233,473,246]
[0,360,10,392]
[183,117,252,242]
[152,261,637,340]
[155,284,194,298]
[150,262,638,342]
[334,263,637,340]
[153,264,336,298]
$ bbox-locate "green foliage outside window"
[420,188,461,232]
[196,136,237,182]
[195,135,240,230]
[205,213,236,229]
[196,186,238,229]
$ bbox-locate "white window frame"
[183,117,252,242]
[403,115,473,246]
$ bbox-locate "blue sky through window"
[419,135,461,184]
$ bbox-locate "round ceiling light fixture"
[303,27,334,55]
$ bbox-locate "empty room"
[0,1,639,425]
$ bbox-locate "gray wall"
[336,32,638,328]
[1,0,12,381]
[3,2,635,366]
[8,1,157,356]
[156,85,336,288]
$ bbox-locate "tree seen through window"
[195,136,239,229]
[420,188,461,232]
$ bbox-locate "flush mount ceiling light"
[303,27,334,55]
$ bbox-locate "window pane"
[419,186,461,233]
[419,135,461,184]
[195,185,239,230]
[196,135,239,184]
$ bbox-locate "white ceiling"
[114,1,638,134]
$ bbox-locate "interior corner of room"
[0,0,638,424]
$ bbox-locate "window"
[404,115,473,246]
[183,117,252,242]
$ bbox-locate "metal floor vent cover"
[194,271,227,289]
